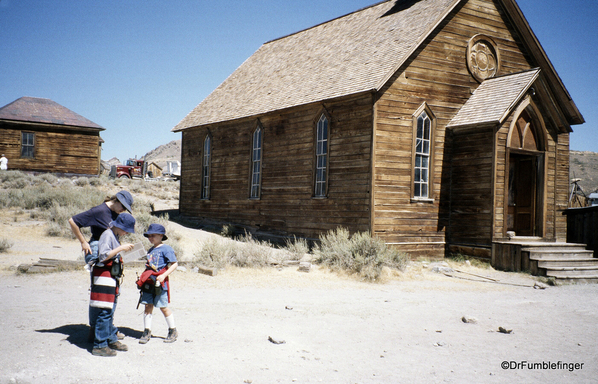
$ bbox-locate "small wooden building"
[0,97,104,176]
[173,0,584,259]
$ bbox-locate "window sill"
[410,197,434,204]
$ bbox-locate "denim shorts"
[141,290,169,308]
[85,240,99,264]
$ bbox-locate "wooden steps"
[523,244,598,281]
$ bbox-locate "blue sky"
[1,0,596,161]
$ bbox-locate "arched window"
[201,134,211,200]
[315,114,329,197]
[508,109,542,151]
[250,125,263,199]
[412,104,435,200]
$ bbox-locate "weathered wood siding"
[448,125,495,248]
[179,93,373,239]
[0,123,101,175]
[372,0,539,256]
[555,133,570,240]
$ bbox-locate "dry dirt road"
[1,211,597,384]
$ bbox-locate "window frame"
[411,103,436,202]
[21,131,35,159]
[314,112,330,198]
[249,123,264,199]
[201,134,212,200]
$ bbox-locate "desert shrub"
[220,224,235,238]
[284,236,309,261]
[88,176,105,187]
[314,227,407,281]
[0,170,30,185]
[38,173,59,185]
[234,232,272,267]
[193,233,273,268]
[5,176,32,189]
[44,201,85,237]
[0,238,13,253]
[73,177,90,187]
[193,237,234,269]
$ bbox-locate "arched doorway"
[506,107,546,237]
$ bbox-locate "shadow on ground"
[36,324,143,351]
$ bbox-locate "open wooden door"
[506,109,544,237]
[508,154,536,236]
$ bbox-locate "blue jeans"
[93,300,119,349]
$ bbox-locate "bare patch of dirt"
[1,212,597,383]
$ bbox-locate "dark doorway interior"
[508,154,537,236]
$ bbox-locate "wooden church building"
[173,0,584,261]
[0,97,105,176]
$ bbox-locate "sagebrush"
[314,227,407,281]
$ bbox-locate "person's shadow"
[36,324,143,351]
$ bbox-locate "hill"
[143,139,181,169]
[570,150,598,196]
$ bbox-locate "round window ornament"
[467,34,500,83]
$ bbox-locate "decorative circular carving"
[467,34,500,83]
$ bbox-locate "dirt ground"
[1,209,597,384]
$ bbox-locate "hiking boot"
[92,346,117,357]
[139,328,151,344]
[108,341,128,351]
[164,328,178,343]
[117,331,125,340]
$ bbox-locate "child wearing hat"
[138,223,179,344]
[69,190,134,343]
[90,212,136,357]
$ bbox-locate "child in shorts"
[139,224,179,344]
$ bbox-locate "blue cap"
[116,190,133,213]
[110,212,136,233]
[144,223,168,241]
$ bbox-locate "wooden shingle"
[173,0,459,131]
[447,68,540,129]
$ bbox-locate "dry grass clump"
[448,253,492,269]
[193,233,272,268]
[193,233,309,269]
[314,227,407,282]
[284,236,309,261]
[0,238,13,253]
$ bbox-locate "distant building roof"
[447,68,541,129]
[0,97,104,130]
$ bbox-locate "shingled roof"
[174,0,583,132]
[0,97,104,130]
[173,0,459,131]
[447,68,541,129]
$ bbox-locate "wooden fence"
[564,205,598,257]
